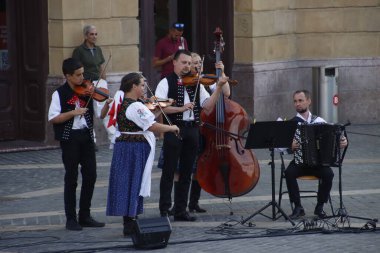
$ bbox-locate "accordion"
[294,124,342,167]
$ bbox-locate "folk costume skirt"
[106,140,150,217]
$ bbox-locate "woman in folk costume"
[106,72,179,236]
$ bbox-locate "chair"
[277,151,334,215]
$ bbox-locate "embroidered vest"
[117,98,144,132]
[52,82,94,141]
[166,72,201,125]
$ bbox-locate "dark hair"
[120,72,144,93]
[293,89,311,99]
[173,49,191,60]
[62,58,83,75]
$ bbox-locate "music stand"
[241,121,298,226]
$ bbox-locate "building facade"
[233,0,380,123]
[0,0,379,148]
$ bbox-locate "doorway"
[139,0,233,90]
[0,0,48,142]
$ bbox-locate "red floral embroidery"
[67,95,85,107]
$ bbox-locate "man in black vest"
[285,90,348,220]
[48,58,105,230]
[155,49,228,221]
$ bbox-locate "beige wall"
[234,0,380,63]
[48,0,139,76]
[233,0,380,124]
[45,0,140,145]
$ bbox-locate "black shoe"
[189,204,206,213]
[174,211,197,222]
[123,219,135,236]
[314,204,327,218]
[168,208,175,216]
[79,216,105,227]
[66,219,83,231]
[288,206,305,220]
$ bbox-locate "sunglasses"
[174,23,184,29]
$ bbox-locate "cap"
[172,22,184,31]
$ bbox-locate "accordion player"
[294,123,346,167]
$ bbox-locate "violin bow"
[144,81,182,140]
[189,55,205,117]
[83,54,112,109]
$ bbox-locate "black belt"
[177,121,197,128]
[71,128,89,133]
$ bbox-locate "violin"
[74,79,110,102]
[182,72,238,86]
[140,96,175,111]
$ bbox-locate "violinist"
[155,49,228,221]
[106,72,179,236]
[190,52,230,97]
[48,58,105,231]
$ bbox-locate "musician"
[48,58,105,230]
[155,49,228,221]
[106,73,179,236]
[188,52,230,213]
[285,90,348,219]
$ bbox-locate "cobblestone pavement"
[0,124,379,252]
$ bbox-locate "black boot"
[188,180,206,213]
[314,203,327,218]
[123,216,135,236]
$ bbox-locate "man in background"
[153,22,189,80]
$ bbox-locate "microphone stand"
[329,123,377,227]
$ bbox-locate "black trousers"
[159,126,199,215]
[284,160,334,206]
[60,129,97,220]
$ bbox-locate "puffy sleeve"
[155,78,169,99]
[199,84,211,107]
[125,102,156,131]
[48,91,61,121]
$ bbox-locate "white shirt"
[295,111,326,124]
[92,79,108,118]
[125,101,156,130]
[155,77,211,121]
[48,90,100,129]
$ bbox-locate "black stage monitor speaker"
[131,216,172,249]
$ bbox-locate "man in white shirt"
[155,49,228,221]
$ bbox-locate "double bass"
[197,27,260,198]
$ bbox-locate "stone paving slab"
[0,124,379,252]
